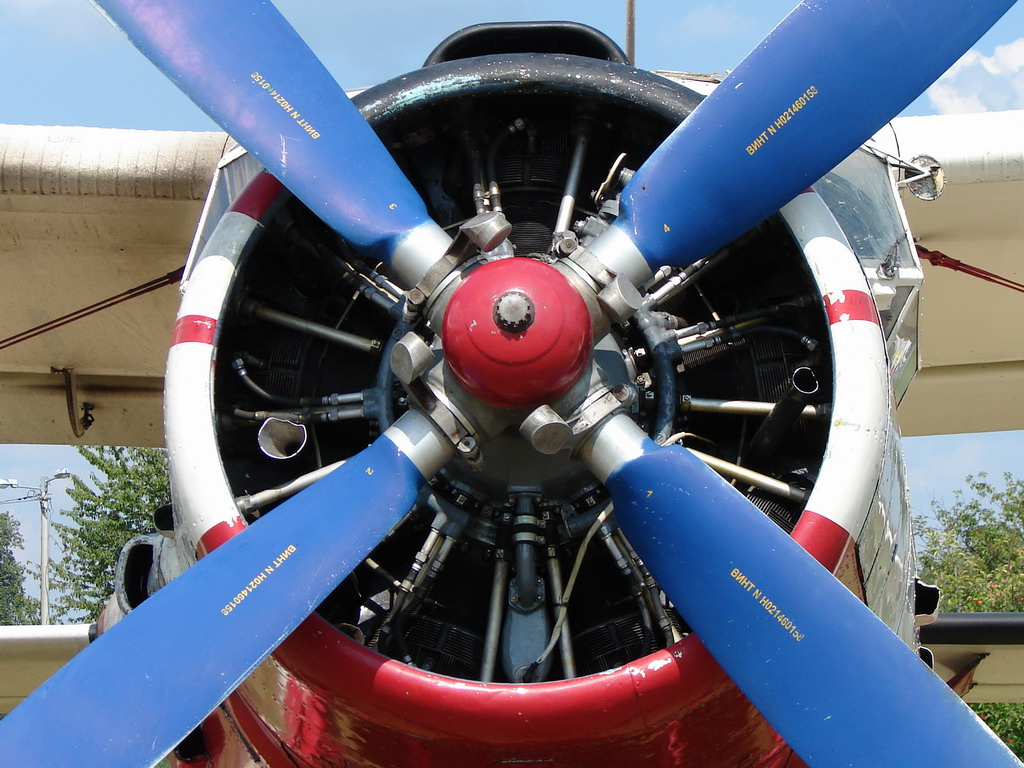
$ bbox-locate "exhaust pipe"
[746,366,819,465]
[257,418,307,460]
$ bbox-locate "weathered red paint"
[792,509,866,602]
[196,516,247,558]
[791,510,853,571]
[228,172,286,221]
[823,289,879,326]
[171,315,217,347]
[204,613,793,767]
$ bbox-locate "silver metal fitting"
[520,405,573,455]
[391,331,437,385]
[519,385,636,456]
[461,211,514,253]
[597,274,643,323]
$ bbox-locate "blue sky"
[3,0,1024,592]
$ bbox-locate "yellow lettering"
[732,567,805,642]
[222,544,298,617]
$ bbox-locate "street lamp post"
[0,470,72,624]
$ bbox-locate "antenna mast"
[626,0,636,65]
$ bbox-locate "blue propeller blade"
[0,427,444,767]
[91,0,444,271]
[609,0,1016,270]
[603,437,1021,767]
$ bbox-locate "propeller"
[0,0,1020,766]
[584,415,1022,767]
[89,0,450,285]
[0,412,453,766]
[594,0,1018,274]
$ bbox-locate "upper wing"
[7,111,1022,444]
[0,124,228,446]
[0,624,92,714]
[884,110,1024,436]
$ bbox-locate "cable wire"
[0,267,184,351]
[530,504,614,672]
[918,245,1024,294]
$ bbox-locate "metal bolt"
[612,383,634,404]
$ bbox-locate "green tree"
[916,472,1024,757]
[50,446,169,622]
[0,511,38,624]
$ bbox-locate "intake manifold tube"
[745,365,820,466]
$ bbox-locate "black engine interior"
[208,28,834,684]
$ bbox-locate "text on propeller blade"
[745,85,819,156]
[250,73,321,139]
[221,544,298,616]
[731,567,805,641]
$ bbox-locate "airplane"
[2,0,1024,766]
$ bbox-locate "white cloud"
[927,37,1024,114]
[993,37,1024,71]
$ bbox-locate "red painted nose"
[442,258,592,409]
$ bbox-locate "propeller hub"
[442,258,591,409]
